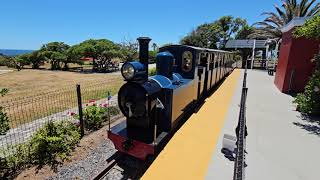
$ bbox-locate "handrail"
[233,67,248,180]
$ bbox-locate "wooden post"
[76,84,85,137]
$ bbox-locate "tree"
[180,16,247,49]
[63,46,83,70]
[40,42,70,70]
[13,54,30,70]
[294,15,320,39]
[120,39,139,62]
[250,0,320,39]
[180,23,220,48]
[216,16,247,46]
[74,39,123,72]
[152,43,158,52]
[235,25,255,39]
[27,51,44,69]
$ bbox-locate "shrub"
[149,67,156,76]
[29,121,80,165]
[294,52,320,114]
[0,121,80,178]
[0,107,10,135]
[294,71,320,114]
[0,88,10,135]
[0,143,29,178]
[75,104,120,130]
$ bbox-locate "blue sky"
[0,0,279,49]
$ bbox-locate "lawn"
[0,68,124,127]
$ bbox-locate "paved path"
[207,69,320,180]
[0,69,13,75]
[245,70,320,180]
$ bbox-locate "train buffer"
[142,69,320,180]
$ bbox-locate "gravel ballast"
[47,140,118,180]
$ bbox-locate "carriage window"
[200,53,207,66]
[182,51,193,72]
[215,54,219,67]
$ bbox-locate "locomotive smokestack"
[137,37,151,79]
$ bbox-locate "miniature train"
[108,37,237,160]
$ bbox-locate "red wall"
[274,28,319,93]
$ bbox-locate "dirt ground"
[15,118,125,180]
[0,68,123,101]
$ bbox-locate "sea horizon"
[0,49,34,56]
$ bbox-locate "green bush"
[149,67,156,76]
[0,88,10,135]
[294,72,320,114]
[30,120,80,165]
[75,104,120,130]
[0,143,29,178]
[1,121,80,178]
[294,52,320,114]
[0,107,10,135]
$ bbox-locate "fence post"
[76,84,85,137]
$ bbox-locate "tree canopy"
[250,0,320,39]
[235,25,256,39]
[40,42,70,70]
[73,39,123,72]
[180,16,247,49]
[294,15,320,39]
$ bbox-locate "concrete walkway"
[246,70,320,180]
[207,69,320,180]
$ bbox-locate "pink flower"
[89,99,96,103]
[72,121,80,127]
[103,103,108,107]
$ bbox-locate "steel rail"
[91,152,122,180]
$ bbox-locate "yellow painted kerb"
[142,69,241,180]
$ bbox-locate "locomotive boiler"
[108,37,236,160]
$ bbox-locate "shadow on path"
[293,114,320,137]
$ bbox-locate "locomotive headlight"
[121,62,147,81]
[122,63,135,80]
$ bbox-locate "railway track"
[92,152,150,180]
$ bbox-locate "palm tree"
[152,43,158,52]
[250,0,320,39]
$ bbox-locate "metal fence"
[233,69,248,180]
[0,82,120,159]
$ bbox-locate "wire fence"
[0,81,121,159]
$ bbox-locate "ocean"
[0,49,34,56]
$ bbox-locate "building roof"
[225,40,267,49]
[281,17,309,33]
[161,44,232,53]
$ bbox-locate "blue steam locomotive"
[108,37,236,160]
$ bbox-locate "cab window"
[182,51,193,72]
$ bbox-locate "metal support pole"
[153,107,157,146]
[273,41,280,71]
[76,84,85,137]
[251,40,256,69]
[107,91,111,130]
[265,44,269,70]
